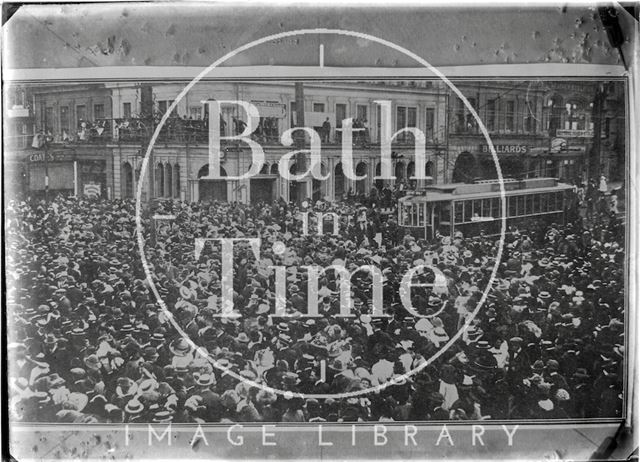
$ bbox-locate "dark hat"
[471,355,497,371]
[532,360,545,372]
[84,354,101,371]
[545,359,560,371]
[572,368,590,380]
[48,373,66,387]
[169,338,192,357]
[143,346,159,361]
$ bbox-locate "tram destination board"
[2,2,638,461]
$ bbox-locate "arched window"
[375,162,383,189]
[395,161,405,182]
[156,163,164,197]
[334,163,345,198]
[406,161,416,188]
[198,164,227,202]
[452,152,476,183]
[407,161,415,178]
[425,161,434,182]
[355,162,367,195]
[122,162,133,198]
[174,163,181,198]
[165,163,172,198]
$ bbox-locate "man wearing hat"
[193,373,224,421]
[9,343,37,381]
[506,337,531,386]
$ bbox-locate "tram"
[398,177,575,239]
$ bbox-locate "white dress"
[599,177,608,193]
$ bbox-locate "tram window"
[533,194,541,213]
[508,197,517,217]
[464,201,472,222]
[412,205,418,225]
[524,195,532,215]
[418,205,425,225]
[402,205,411,225]
[556,192,564,210]
[517,196,525,216]
[482,198,491,218]
[549,193,557,211]
[454,202,463,223]
[440,203,451,222]
[472,200,481,218]
[541,194,548,212]
[492,198,501,217]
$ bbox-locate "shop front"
[26,148,109,199]
[451,142,536,182]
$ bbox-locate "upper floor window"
[486,99,497,132]
[356,104,368,123]
[123,102,132,119]
[60,106,70,134]
[563,101,589,131]
[425,107,435,141]
[45,107,54,132]
[76,105,87,127]
[505,100,515,132]
[94,104,105,120]
[189,106,202,119]
[453,96,478,133]
[396,106,417,143]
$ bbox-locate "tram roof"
[399,178,574,203]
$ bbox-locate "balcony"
[31,116,445,150]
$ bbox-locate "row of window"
[117,100,438,143]
[43,104,106,133]
[121,162,182,199]
[452,96,539,135]
[42,97,440,144]
[453,192,565,224]
[401,191,566,227]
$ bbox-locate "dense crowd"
[6,191,625,424]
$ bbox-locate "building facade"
[4,78,625,203]
[448,80,626,186]
[108,80,449,203]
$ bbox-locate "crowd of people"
[6,188,625,424]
